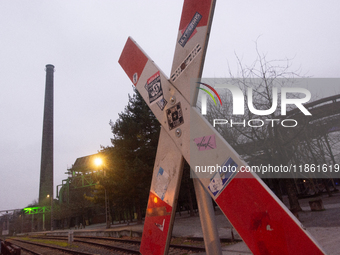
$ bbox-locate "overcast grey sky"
[1,0,339,211]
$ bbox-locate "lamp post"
[104,188,110,229]
[42,194,50,231]
[94,157,110,229]
[50,194,53,231]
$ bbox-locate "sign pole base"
[193,178,222,255]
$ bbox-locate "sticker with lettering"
[178,12,202,47]
[194,134,216,151]
[166,102,184,130]
[145,71,168,111]
[145,71,163,103]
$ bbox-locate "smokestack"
[39,64,54,204]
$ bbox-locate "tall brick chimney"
[39,64,54,204]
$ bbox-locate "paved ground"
[40,192,340,254]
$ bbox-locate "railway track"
[8,235,209,254]
[6,238,96,255]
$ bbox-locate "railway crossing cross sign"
[119,1,326,254]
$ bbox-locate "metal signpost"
[119,1,326,254]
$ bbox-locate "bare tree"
[204,47,310,211]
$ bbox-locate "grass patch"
[16,237,78,248]
[170,237,204,246]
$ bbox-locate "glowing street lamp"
[93,156,110,229]
[94,157,103,167]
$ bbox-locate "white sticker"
[155,219,165,231]
[208,172,224,195]
[154,167,170,200]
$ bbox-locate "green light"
[23,206,51,215]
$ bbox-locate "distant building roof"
[69,153,102,173]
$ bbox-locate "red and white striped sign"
[119,1,215,253]
[118,1,326,254]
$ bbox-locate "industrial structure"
[55,154,108,229]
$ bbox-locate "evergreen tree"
[102,87,160,222]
